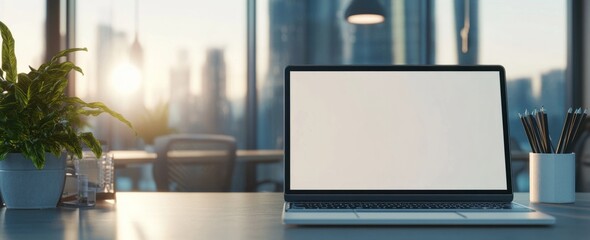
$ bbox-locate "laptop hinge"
[284,193,514,202]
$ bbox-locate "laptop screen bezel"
[284,65,513,202]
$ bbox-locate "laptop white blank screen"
[289,71,507,190]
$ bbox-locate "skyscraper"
[200,48,231,134]
[540,69,565,114]
[258,0,307,149]
[540,69,566,141]
[260,0,348,149]
[259,0,438,149]
[404,0,435,64]
[94,25,139,149]
[506,77,534,149]
[169,50,192,133]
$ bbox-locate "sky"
[0,0,566,107]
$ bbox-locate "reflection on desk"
[1,193,590,239]
[110,149,284,167]
[112,150,526,167]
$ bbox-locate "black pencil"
[563,108,581,153]
[534,109,545,152]
[519,113,537,152]
[527,110,544,153]
[540,107,553,153]
[565,108,587,153]
[556,108,573,153]
[535,109,549,153]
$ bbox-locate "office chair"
[573,121,590,192]
[509,137,527,192]
[153,134,237,192]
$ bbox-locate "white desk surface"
[1,192,590,240]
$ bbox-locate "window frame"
[60,0,581,149]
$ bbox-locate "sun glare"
[111,63,141,94]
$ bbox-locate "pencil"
[527,110,544,153]
[519,113,537,152]
[563,108,581,153]
[540,107,553,153]
[535,108,551,153]
[556,108,573,153]
[565,108,587,153]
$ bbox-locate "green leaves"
[136,103,174,145]
[0,22,133,170]
[66,97,134,130]
[24,140,46,169]
[79,132,102,161]
[50,48,87,64]
[15,73,31,107]
[0,21,17,83]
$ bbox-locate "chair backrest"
[573,122,590,192]
[153,134,237,192]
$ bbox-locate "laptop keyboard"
[287,202,530,212]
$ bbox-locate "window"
[256,0,436,149]
[75,0,246,191]
[0,0,46,72]
[256,0,566,152]
[0,0,572,192]
[256,0,567,191]
[75,0,247,151]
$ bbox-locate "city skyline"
[0,0,568,150]
[0,0,566,106]
[87,23,244,149]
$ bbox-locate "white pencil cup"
[529,153,575,203]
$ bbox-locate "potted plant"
[135,103,175,151]
[0,21,132,208]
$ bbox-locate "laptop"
[282,65,555,225]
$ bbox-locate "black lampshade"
[345,0,386,24]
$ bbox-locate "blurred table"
[110,149,283,192]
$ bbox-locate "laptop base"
[282,203,555,225]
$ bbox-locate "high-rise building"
[507,78,534,111]
[200,48,231,134]
[506,77,534,149]
[540,69,565,114]
[94,25,138,149]
[92,24,144,150]
[258,0,307,149]
[540,69,566,141]
[505,70,566,151]
[93,25,115,146]
[404,0,435,64]
[130,35,145,103]
[259,0,438,149]
[306,1,343,64]
[260,0,347,149]
[169,50,192,132]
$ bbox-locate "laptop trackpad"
[356,212,464,220]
